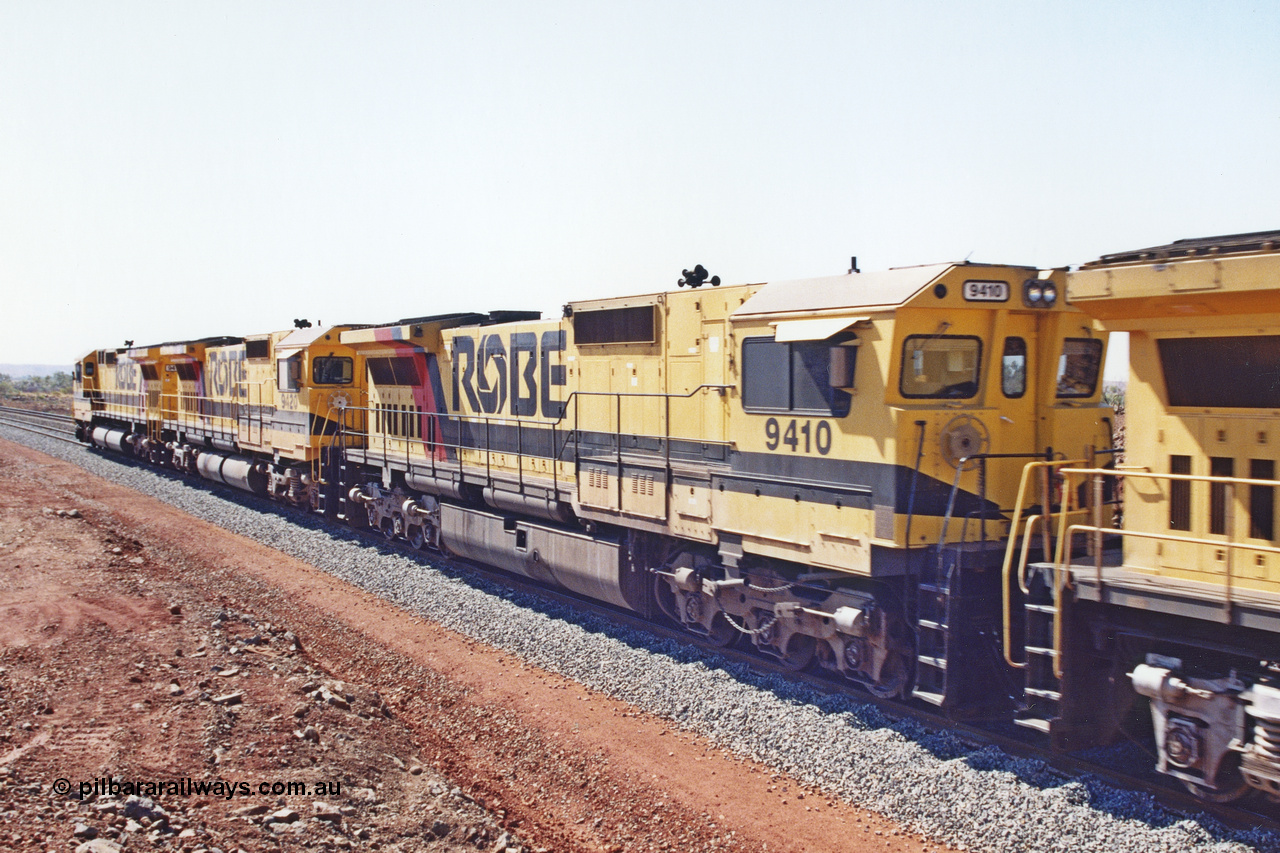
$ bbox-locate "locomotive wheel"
[1183,755,1250,804]
[780,633,816,672]
[869,651,911,699]
[704,612,737,648]
[681,592,736,648]
[406,524,426,550]
[653,575,680,623]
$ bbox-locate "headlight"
[1023,279,1057,307]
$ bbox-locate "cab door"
[161,362,180,429]
[991,311,1041,495]
[701,316,727,450]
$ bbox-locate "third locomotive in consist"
[73,237,1280,804]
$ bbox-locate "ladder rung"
[912,689,945,706]
[1024,687,1062,701]
[1014,717,1053,733]
[1025,645,1059,658]
[917,654,948,670]
[1025,604,1058,613]
[918,583,951,596]
[917,618,948,632]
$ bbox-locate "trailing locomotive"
[74,259,1113,715]
[1003,230,1280,803]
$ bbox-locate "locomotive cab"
[728,262,1112,562]
[72,350,102,440]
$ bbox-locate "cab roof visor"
[771,316,868,342]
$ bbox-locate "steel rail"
[0,405,76,425]
[0,411,80,444]
[0,421,82,444]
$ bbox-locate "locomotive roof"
[342,310,544,347]
[125,335,244,358]
[388,310,541,327]
[1068,231,1280,321]
[1082,229,1280,268]
[276,325,332,351]
[733,263,953,320]
[393,311,489,326]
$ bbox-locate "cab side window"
[1056,338,1103,399]
[900,335,982,399]
[313,356,353,385]
[742,337,852,417]
[366,356,418,386]
[277,353,301,392]
[1002,337,1027,398]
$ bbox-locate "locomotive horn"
[677,265,718,288]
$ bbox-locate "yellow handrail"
[1044,466,1280,678]
[1000,458,1085,668]
[1059,467,1280,489]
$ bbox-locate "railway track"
[0,405,80,443]
[1,412,1276,838]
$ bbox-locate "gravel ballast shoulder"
[5,426,1277,853]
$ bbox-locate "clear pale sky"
[4,2,1278,380]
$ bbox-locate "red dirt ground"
[0,437,954,853]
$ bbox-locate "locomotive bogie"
[347,481,441,549]
[1131,661,1253,801]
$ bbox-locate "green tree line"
[0,372,73,396]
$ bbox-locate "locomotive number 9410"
[764,417,832,455]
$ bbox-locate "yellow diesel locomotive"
[75,259,1113,713]
[1003,230,1280,803]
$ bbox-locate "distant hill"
[0,364,72,378]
